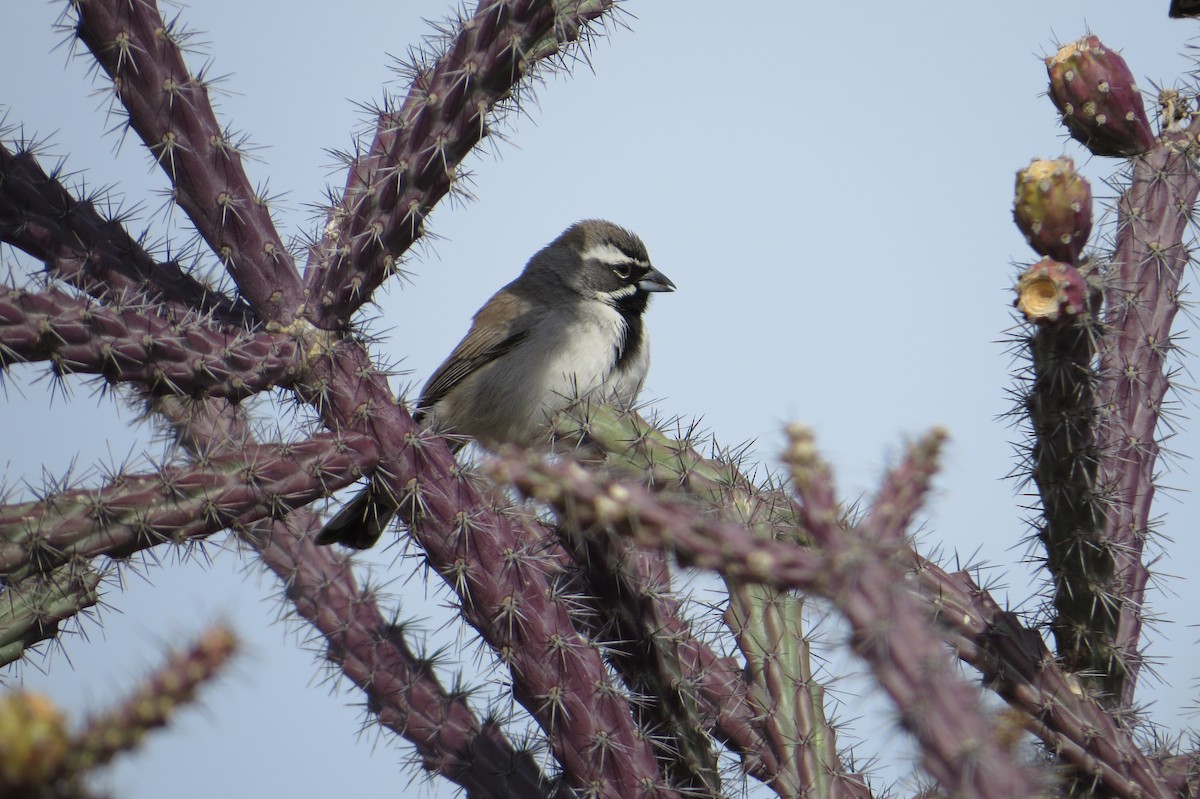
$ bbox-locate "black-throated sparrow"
[316,219,675,548]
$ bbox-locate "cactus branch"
[0,140,252,327]
[0,285,300,399]
[303,0,617,327]
[300,346,671,799]
[1094,122,1200,705]
[552,520,726,796]
[0,559,103,667]
[64,625,237,776]
[554,405,1173,799]
[0,430,379,581]
[69,0,302,323]
[252,511,569,799]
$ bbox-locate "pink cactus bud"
[1015,258,1090,323]
[1014,158,1093,264]
[1046,35,1155,157]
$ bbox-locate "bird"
[1171,0,1200,18]
[315,219,675,548]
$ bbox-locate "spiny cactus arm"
[69,0,301,323]
[1014,255,1112,699]
[496,433,1045,798]
[555,525,726,796]
[558,405,1168,798]
[787,428,1044,799]
[303,349,671,799]
[0,626,235,795]
[553,404,814,551]
[251,512,566,799]
[303,0,618,327]
[1155,751,1200,797]
[489,450,826,587]
[938,578,1174,799]
[0,140,252,327]
[145,393,569,799]
[1095,119,1200,706]
[0,430,379,582]
[556,404,865,799]
[723,583,870,799]
[0,285,300,400]
[0,559,102,668]
[859,429,947,544]
[554,514,787,788]
[62,625,237,777]
[1008,155,1108,695]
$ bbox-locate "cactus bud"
[1046,35,1154,157]
[1014,158,1093,264]
[1015,258,1091,323]
[0,692,69,792]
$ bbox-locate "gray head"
[519,219,675,308]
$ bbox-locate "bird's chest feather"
[453,300,648,443]
[525,300,646,398]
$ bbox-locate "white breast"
[434,299,650,446]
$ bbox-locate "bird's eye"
[612,263,633,280]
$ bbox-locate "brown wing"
[415,289,534,414]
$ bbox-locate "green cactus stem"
[0,560,102,667]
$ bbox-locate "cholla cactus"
[3,5,1200,799]
[0,626,235,796]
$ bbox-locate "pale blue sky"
[3,2,1199,797]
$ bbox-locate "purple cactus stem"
[0,286,302,400]
[1014,158,1093,263]
[72,0,303,323]
[0,430,380,582]
[0,141,252,328]
[1046,35,1155,157]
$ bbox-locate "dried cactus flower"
[1015,258,1090,323]
[1014,158,1093,263]
[1046,35,1155,157]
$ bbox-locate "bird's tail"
[314,483,396,549]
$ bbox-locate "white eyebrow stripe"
[598,284,638,302]
[581,243,649,268]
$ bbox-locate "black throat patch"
[611,290,649,370]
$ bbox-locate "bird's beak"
[639,267,676,293]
